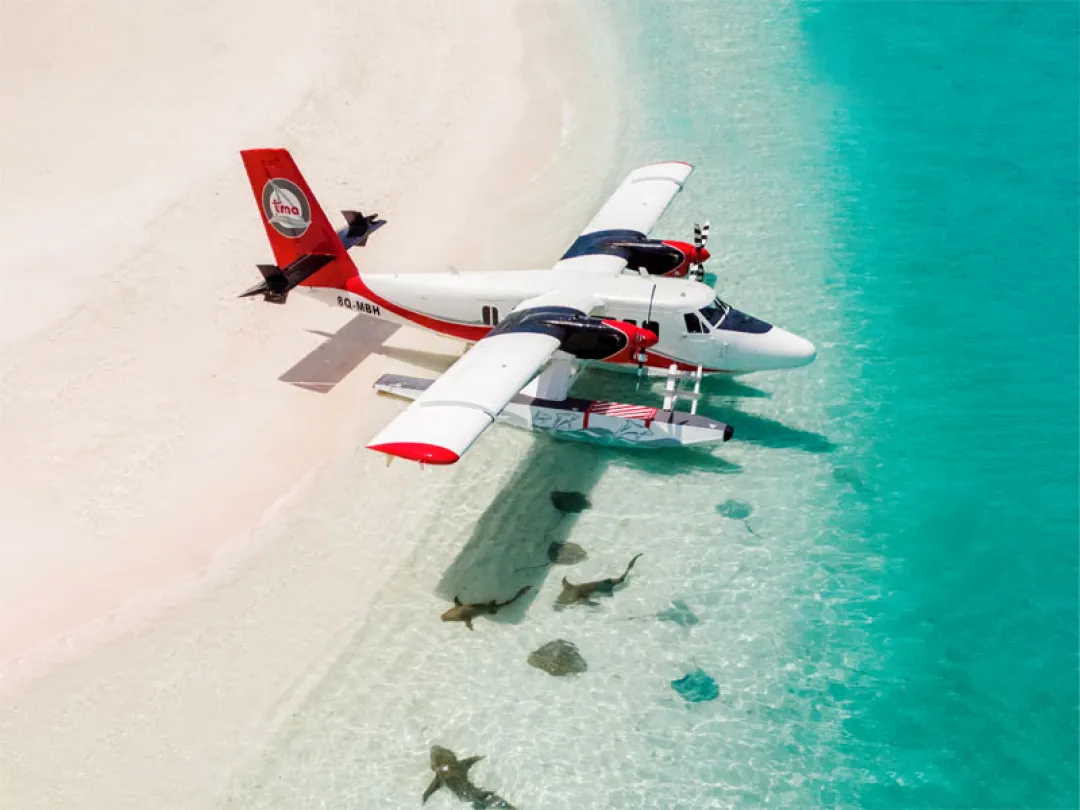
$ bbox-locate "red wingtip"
[368,442,460,465]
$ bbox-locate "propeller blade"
[690,220,711,282]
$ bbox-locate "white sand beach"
[0,0,622,806]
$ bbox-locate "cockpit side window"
[683,312,705,334]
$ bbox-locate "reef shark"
[556,553,643,607]
[422,745,516,808]
[440,586,531,630]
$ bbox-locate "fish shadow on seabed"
[434,439,611,624]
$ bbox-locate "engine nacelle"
[620,240,687,276]
[610,239,708,277]
[562,230,709,278]
[492,306,658,363]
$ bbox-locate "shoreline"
[0,0,625,806]
[0,0,617,682]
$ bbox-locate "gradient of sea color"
[219,2,1077,808]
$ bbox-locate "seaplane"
[238,149,816,465]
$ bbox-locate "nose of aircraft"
[765,327,816,368]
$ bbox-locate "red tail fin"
[240,148,357,290]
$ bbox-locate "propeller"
[690,220,711,282]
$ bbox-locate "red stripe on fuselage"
[344,276,491,341]
[323,279,728,374]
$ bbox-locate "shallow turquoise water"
[219,2,1077,808]
[620,0,1079,805]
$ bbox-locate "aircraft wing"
[556,161,694,274]
[367,292,598,464]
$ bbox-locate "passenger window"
[683,313,702,334]
[492,307,500,325]
[643,319,660,337]
[482,305,492,325]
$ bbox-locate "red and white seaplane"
[239,149,816,465]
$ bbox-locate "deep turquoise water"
[620,1,1078,806]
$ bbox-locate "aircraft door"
[679,312,714,364]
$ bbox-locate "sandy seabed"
[0,0,624,806]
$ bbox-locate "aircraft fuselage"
[304,268,815,375]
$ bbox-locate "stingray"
[514,541,588,572]
[716,499,756,534]
[551,491,591,514]
[548,541,587,564]
[671,667,719,703]
[625,599,701,627]
[656,599,701,627]
[833,465,872,496]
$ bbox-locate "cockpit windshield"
[698,297,730,328]
[698,296,773,334]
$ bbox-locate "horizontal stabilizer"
[239,253,335,304]
[337,210,387,249]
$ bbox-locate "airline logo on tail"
[261,178,311,238]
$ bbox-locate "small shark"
[440,586,531,630]
[556,554,642,607]
[422,745,516,808]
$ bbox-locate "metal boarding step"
[661,363,704,414]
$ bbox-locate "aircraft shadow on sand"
[278,316,401,393]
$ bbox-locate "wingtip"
[638,160,693,169]
[368,442,460,465]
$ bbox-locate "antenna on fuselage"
[637,284,658,377]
